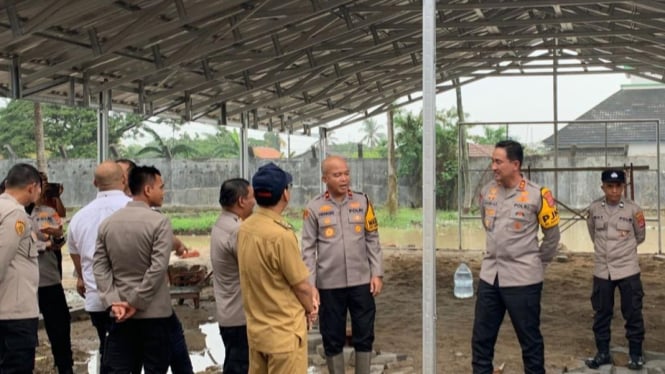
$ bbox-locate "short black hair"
[128,165,161,196]
[495,140,523,167]
[4,163,42,189]
[116,158,137,171]
[219,178,250,208]
[0,178,5,194]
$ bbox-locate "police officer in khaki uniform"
[211,178,255,374]
[302,155,383,374]
[94,165,174,373]
[472,140,560,374]
[0,163,42,373]
[237,162,317,374]
[584,169,646,370]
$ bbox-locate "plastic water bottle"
[454,263,474,299]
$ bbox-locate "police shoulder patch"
[635,211,646,229]
[15,219,26,235]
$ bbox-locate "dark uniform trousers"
[319,284,376,356]
[168,312,194,374]
[89,310,112,374]
[0,318,38,374]
[219,325,249,374]
[103,317,172,374]
[591,274,645,354]
[38,283,73,373]
[472,278,544,374]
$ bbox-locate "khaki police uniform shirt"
[0,193,39,320]
[587,198,646,280]
[210,210,245,327]
[93,201,174,319]
[479,179,561,287]
[237,207,310,354]
[301,191,383,289]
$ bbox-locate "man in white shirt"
[68,161,130,373]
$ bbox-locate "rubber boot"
[326,353,345,374]
[355,351,372,374]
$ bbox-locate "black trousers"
[219,325,249,374]
[0,318,38,374]
[38,284,73,373]
[168,312,193,374]
[591,274,645,355]
[319,284,376,356]
[472,279,544,374]
[89,310,112,374]
[103,316,172,374]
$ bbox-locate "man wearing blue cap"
[585,169,646,370]
[237,162,318,373]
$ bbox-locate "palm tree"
[136,126,196,159]
[360,118,385,148]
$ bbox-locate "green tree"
[136,126,197,159]
[470,126,507,145]
[0,99,143,158]
[394,107,462,209]
[360,118,385,148]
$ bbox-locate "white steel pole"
[422,0,437,372]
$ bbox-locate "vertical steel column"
[457,122,463,250]
[10,56,21,99]
[422,0,437,372]
[552,45,559,197]
[657,121,662,254]
[240,113,249,179]
[319,127,328,194]
[97,90,110,164]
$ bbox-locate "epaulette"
[274,219,294,231]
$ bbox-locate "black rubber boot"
[584,352,612,369]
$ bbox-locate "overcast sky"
[330,72,636,147]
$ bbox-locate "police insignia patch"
[15,220,26,235]
[543,190,556,208]
[303,209,309,219]
[635,211,646,228]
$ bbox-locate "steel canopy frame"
[1,1,665,135]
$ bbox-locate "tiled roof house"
[542,85,665,156]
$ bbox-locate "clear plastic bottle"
[454,262,474,299]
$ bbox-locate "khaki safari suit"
[301,190,383,361]
[586,197,646,359]
[211,210,249,374]
[0,193,39,373]
[237,207,310,374]
[472,178,560,374]
[94,200,174,373]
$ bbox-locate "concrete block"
[385,367,415,374]
[373,353,399,365]
[370,364,385,374]
[556,254,569,263]
[653,254,665,262]
[645,351,665,362]
[613,367,647,374]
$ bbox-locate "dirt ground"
[35,248,665,373]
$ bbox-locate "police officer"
[472,140,560,374]
[585,169,646,370]
[0,163,42,373]
[237,162,317,373]
[211,178,255,374]
[302,155,383,374]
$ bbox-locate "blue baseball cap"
[252,162,293,205]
